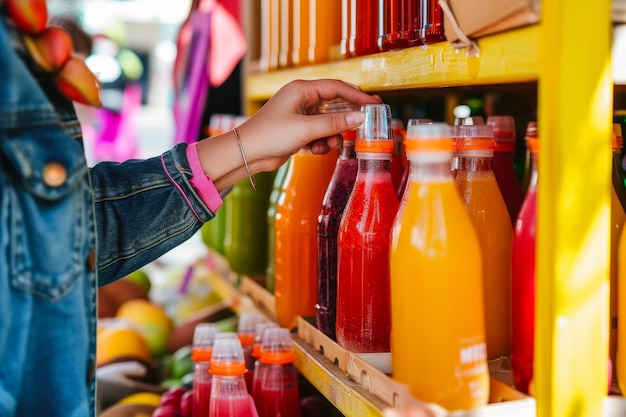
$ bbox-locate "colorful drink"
[419,0,445,44]
[265,159,291,293]
[349,0,383,56]
[308,0,342,63]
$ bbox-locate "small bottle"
[265,158,291,293]
[419,0,446,44]
[390,122,489,410]
[252,328,303,417]
[511,121,539,395]
[381,0,408,51]
[291,0,309,66]
[336,104,399,372]
[237,313,264,393]
[316,99,359,339]
[192,323,218,417]
[349,0,384,57]
[455,125,513,360]
[487,116,524,225]
[308,0,342,64]
[209,338,258,417]
[251,322,279,402]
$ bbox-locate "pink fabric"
[186,142,223,213]
[208,2,247,87]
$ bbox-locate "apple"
[151,405,181,417]
[179,390,193,417]
[160,387,186,410]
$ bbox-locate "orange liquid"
[291,0,310,66]
[391,174,489,410]
[274,149,337,328]
[308,0,342,64]
[279,0,293,68]
[455,168,513,360]
[269,0,280,70]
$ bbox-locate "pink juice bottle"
[511,121,538,395]
[237,313,264,394]
[192,323,218,417]
[252,328,302,417]
[336,104,399,372]
[209,338,258,417]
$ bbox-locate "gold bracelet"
[232,127,257,191]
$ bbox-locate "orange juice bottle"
[274,148,337,328]
[308,0,342,64]
[390,122,489,411]
[454,125,513,360]
[279,0,293,68]
[291,0,310,66]
[269,0,281,70]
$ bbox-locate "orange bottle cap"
[192,347,213,362]
[405,123,454,153]
[209,337,248,376]
[259,328,297,365]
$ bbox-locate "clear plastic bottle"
[237,313,264,394]
[390,122,489,410]
[397,118,432,200]
[336,104,399,372]
[316,99,359,339]
[455,125,513,360]
[251,328,302,417]
[192,323,218,417]
[209,338,258,417]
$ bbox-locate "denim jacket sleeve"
[90,143,216,286]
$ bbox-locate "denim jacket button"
[42,162,68,187]
[86,249,96,272]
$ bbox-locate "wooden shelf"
[245,25,539,103]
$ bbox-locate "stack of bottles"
[259,0,447,71]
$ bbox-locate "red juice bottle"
[336,104,399,372]
[192,323,218,417]
[316,99,359,339]
[252,328,302,417]
[349,0,383,57]
[390,119,407,194]
[238,313,264,394]
[419,0,445,45]
[511,121,538,395]
[487,116,524,225]
[209,338,258,417]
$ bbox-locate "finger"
[300,79,382,107]
[301,111,364,143]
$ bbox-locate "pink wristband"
[186,142,223,213]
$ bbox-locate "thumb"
[307,110,364,140]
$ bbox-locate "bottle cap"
[455,125,496,152]
[525,121,539,153]
[192,323,218,361]
[356,104,394,154]
[406,119,433,127]
[259,328,297,365]
[209,337,247,376]
[404,123,453,153]
[237,312,263,348]
[487,116,516,152]
[613,123,624,149]
[252,322,278,359]
[318,98,359,113]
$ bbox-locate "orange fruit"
[96,326,152,367]
[116,299,174,357]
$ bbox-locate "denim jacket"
[0,17,215,417]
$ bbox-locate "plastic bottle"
[381,0,408,51]
[487,116,524,225]
[390,118,407,194]
[237,313,265,394]
[192,323,218,417]
[274,148,337,328]
[397,118,432,200]
[251,322,279,361]
[265,159,291,294]
[390,122,489,410]
[419,0,446,44]
[349,0,383,57]
[278,0,293,68]
[291,0,310,66]
[308,0,342,64]
[511,121,538,395]
[336,104,399,372]
[209,337,258,417]
[251,328,303,417]
[454,124,513,360]
[316,99,359,339]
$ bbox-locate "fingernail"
[345,111,364,125]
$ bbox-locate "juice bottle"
[406,0,421,46]
[455,124,513,360]
[610,124,626,379]
[237,313,264,394]
[223,171,274,280]
[419,0,445,44]
[259,0,271,71]
[511,121,538,395]
[192,323,218,417]
[349,0,383,57]
[336,104,399,372]
[278,0,293,68]
[291,0,309,66]
[269,0,280,70]
[397,119,432,200]
[308,0,342,64]
[265,159,291,293]
[487,116,524,225]
[252,328,303,417]
[274,148,337,328]
[340,0,352,57]
[390,122,489,410]
[390,118,407,194]
[209,338,258,417]
[381,0,405,51]
[316,100,359,339]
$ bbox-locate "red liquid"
[350,0,383,56]
[419,0,445,44]
[382,0,419,50]
[336,167,399,352]
[209,395,256,417]
[193,375,212,417]
[252,364,302,417]
[511,167,537,395]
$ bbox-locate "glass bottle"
[397,118,432,200]
[419,0,446,44]
[511,121,538,395]
[336,104,399,372]
[382,0,408,51]
[349,0,383,57]
[209,338,257,417]
[278,0,293,68]
[316,99,359,339]
[291,0,309,66]
[252,328,303,417]
[390,122,489,410]
[274,148,337,328]
[487,116,524,225]
[265,158,291,293]
[455,125,513,360]
[192,323,218,417]
[308,0,342,64]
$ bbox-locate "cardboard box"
[443,0,540,43]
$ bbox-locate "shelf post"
[537,1,612,416]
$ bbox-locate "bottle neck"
[457,154,493,171]
[408,153,454,182]
[341,140,357,160]
[357,156,392,174]
[527,151,538,190]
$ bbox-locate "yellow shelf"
[245,25,539,103]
